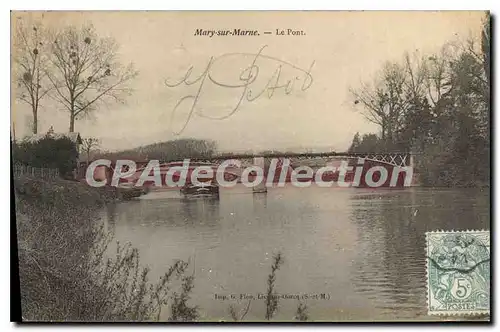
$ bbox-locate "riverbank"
[14,176,195,321]
[15,176,110,205]
[14,176,115,320]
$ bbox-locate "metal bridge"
[189,152,414,168]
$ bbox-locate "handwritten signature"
[164,45,315,135]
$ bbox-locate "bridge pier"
[252,157,267,193]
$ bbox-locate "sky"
[11,11,485,152]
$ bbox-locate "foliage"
[349,15,490,187]
[265,252,283,320]
[348,132,388,153]
[13,136,78,177]
[168,274,199,321]
[15,177,197,321]
[294,301,309,321]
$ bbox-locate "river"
[100,186,490,321]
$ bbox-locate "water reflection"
[103,203,117,234]
[350,189,490,320]
[100,187,489,321]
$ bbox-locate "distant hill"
[95,138,217,162]
[94,138,337,162]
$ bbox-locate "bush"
[13,136,78,178]
[15,177,197,321]
[265,252,283,320]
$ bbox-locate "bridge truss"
[190,152,414,168]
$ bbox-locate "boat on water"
[180,182,220,199]
[130,161,232,199]
[116,182,146,200]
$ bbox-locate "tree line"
[13,18,138,134]
[94,138,218,163]
[348,15,490,187]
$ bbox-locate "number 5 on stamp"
[426,230,490,316]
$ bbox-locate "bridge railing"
[188,152,414,167]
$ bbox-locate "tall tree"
[46,24,138,132]
[348,132,361,153]
[349,37,490,186]
[13,21,51,134]
[351,60,417,144]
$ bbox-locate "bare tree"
[351,51,437,145]
[81,137,100,162]
[13,21,52,134]
[46,24,138,132]
[425,53,450,108]
[402,51,428,102]
[350,61,409,142]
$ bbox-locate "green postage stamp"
[426,230,490,316]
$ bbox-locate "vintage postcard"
[11,11,491,322]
